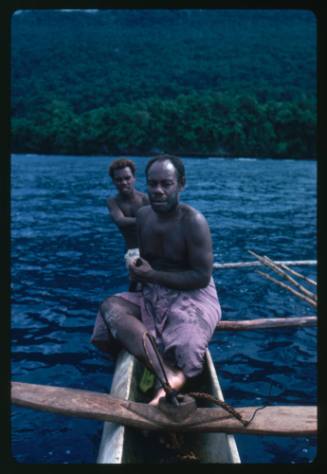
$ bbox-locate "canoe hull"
[97,350,241,464]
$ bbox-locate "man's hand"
[128,257,155,283]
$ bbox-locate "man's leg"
[148,366,186,406]
[99,295,186,404]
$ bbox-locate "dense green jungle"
[11,9,316,158]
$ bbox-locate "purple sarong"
[91,277,221,378]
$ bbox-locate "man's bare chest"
[140,219,187,256]
[118,198,142,217]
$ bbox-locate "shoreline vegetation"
[12,10,316,159]
[11,93,316,160]
[12,153,316,161]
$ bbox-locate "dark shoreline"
[11,152,316,161]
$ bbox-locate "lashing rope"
[188,391,266,426]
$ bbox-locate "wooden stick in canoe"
[216,316,316,331]
[11,382,316,436]
[213,260,316,270]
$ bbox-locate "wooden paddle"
[11,381,316,436]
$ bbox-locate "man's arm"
[107,197,136,228]
[130,211,213,290]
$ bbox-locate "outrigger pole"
[11,381,317,436]
[213,259,316,269]
[216,315,316,331]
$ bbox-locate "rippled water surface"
[11,155,317,463]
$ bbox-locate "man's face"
[112,167,135,196]
[147,160,183,214]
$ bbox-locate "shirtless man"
[107,159,149,291]
[92,155,221,404]
[107,158,149,252]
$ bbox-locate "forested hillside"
[11,9,316,158]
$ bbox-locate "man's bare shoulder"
[180,204,211,248]
[136,204,152,219]
[180,203,207,224]
[135,190,150,204]
[135,190,147,198]
[107,195,119,208]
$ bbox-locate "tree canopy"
[11,9,316,158]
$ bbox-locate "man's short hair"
[109,158,136,179]
[145,154,185,184]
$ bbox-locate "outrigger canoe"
[10,257,317,463]
[97,349,241,464]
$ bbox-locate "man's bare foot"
[149,367,186,406]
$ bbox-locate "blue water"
[10,154,317,464]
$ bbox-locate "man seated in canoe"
[91,155,221,405]
[107,158,149,288]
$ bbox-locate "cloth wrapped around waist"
[115,277,221,378]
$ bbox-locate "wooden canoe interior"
[97,350,240,464]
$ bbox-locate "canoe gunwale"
[97,349,241,464]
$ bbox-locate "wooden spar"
[248,251,317,301]
[213,260,316,270]
[279,264,317,287]
[11,382,317,436]
[216,316,316,331]
[256,270,317,308]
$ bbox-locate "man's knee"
[100,296,123,315]
[91,321,122,357]
[171,332,205,361]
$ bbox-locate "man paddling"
[92,155,221,405]
[107,158,149,288]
